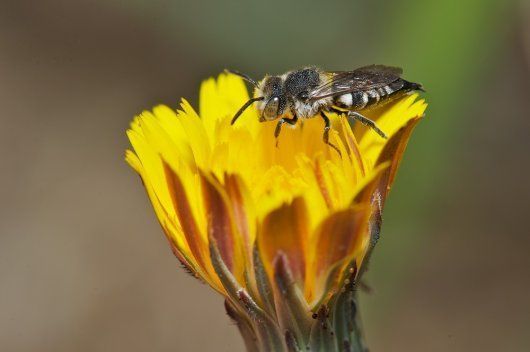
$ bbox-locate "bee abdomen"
[333,79,421,110]
[334,91,369,109]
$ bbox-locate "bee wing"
[308,65,403,101]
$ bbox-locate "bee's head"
[228,70,286,126]
[256,76,287,122]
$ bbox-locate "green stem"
[227,289,367,352]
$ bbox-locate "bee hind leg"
[320,112,342,157]
[274,114,298,147]
[348,111,387,139]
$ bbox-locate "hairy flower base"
[224,252,366,352]
[126,73,426,351]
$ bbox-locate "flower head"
[126,73,426,351]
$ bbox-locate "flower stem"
[226,290,368,352]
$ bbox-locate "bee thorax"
[293,98,331,118]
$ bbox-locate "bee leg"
[330,107,359,129]
[329,107,350,120]
[320,112,342,157]
[348,111,387,139]
[274,114,298,147]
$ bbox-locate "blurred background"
[1,0,529,351]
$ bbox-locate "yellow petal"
[306,205,369,303]
[258,197,309,286]
[200,171,246,285]
[373,116,423,201]
[359,94,427,164]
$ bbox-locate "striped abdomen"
[333,79,422,111]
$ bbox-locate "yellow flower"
[126,73,426,351]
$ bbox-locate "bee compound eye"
[264,96,280,120]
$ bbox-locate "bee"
[228,65,424,155]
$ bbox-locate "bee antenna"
[225,69,259,88]
[231,97,264,125]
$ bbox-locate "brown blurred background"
[1,0,529,351]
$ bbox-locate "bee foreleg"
[348,111,387,139]
[320,112,341,157]
[274,114,298,146]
